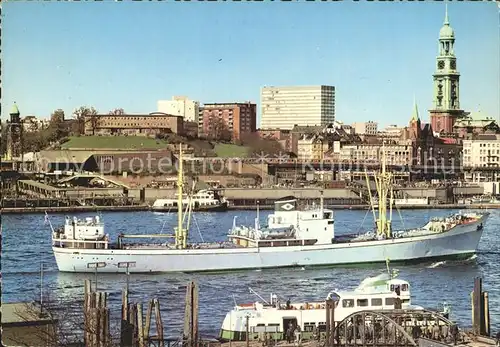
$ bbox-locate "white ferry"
[219,270,450,342]
[151,189,228,212]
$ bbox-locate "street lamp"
[87,262,106,292]
[117,261,136,293]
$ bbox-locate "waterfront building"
[291,123,357,156]
[379,125,405,138]
[353,121,378,135]
[256,129,292,153]
[463,134,500,182]
[401,100,462,167]
[297,134,330,161]
[198,102,256,141]
[339,142,411,166]
[463,134,500,168]
[157,96,200,122]
[453,110,500,138]
[260,85,335,130]
[83,113,184,136]
[429,6,465,134]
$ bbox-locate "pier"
[3,278,496,347]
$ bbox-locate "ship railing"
[52,237,109,249]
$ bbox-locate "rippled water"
[2,208,500,338]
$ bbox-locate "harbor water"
[2,208,500,338]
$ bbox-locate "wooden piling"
[137,303,144,347]
[154,299,164,347]
[121,288,132,347]
[184,281,199,347]
[144,299,153,342]
[129,303,138,347]
[472,277,483,335]
[83,281,110,347]
[483,292,490,337]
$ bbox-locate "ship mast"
[376,142,393,238]
[366,142,393,238]
[176,144,185,249]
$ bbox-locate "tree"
[108,108,125,115]
[0,121,7,155]
[48,109,68,141]
[206,115,232,142]
[73,106,98,135]
[240,132,284,157]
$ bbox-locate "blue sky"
[2,2,499,128]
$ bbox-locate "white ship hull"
[52,216,485,273]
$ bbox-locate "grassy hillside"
[61,136,169,149]
[61,136,251,157]
[214,143,250,157]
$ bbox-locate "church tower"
[429,5,464,134]
[409,98,421,140]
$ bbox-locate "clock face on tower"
[450,60,456,70]
[438,61,445,70]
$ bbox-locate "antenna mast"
[176,145,184,249]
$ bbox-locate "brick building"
[84,113,184,136]
[198,102,256,141]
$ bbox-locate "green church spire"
[10,102,20,115]
[410,96,419,122]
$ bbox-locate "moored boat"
[218,268,452,342]
[151,189,228,212]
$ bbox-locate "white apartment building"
[352,121,378,135]
[340,143,411,165]
[463,135,500,168]
[157,96,199,122]
[260,85,335,130]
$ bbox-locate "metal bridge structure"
[325,309,459,347]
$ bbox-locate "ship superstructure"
[219,268,451,342]
[151,189,228,212]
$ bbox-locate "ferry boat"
[218,268,451,342]
[151,189,228,212]
[49,145,489,273]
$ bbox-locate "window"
[342,299,354,308]
[371,298,383,306]
[402,284,409,291]
[385,298,395,306]
[357,299,369,307]
[304,323,316,332]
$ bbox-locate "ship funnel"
[95,215,100,224]
[274,196,297,212]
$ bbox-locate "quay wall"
[14,186,487,202]
[2,203,498,214]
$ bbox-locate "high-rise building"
[429,6,464,134]
[158,96,199,122]
[260,85,335,130]
[198,102,257,141]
